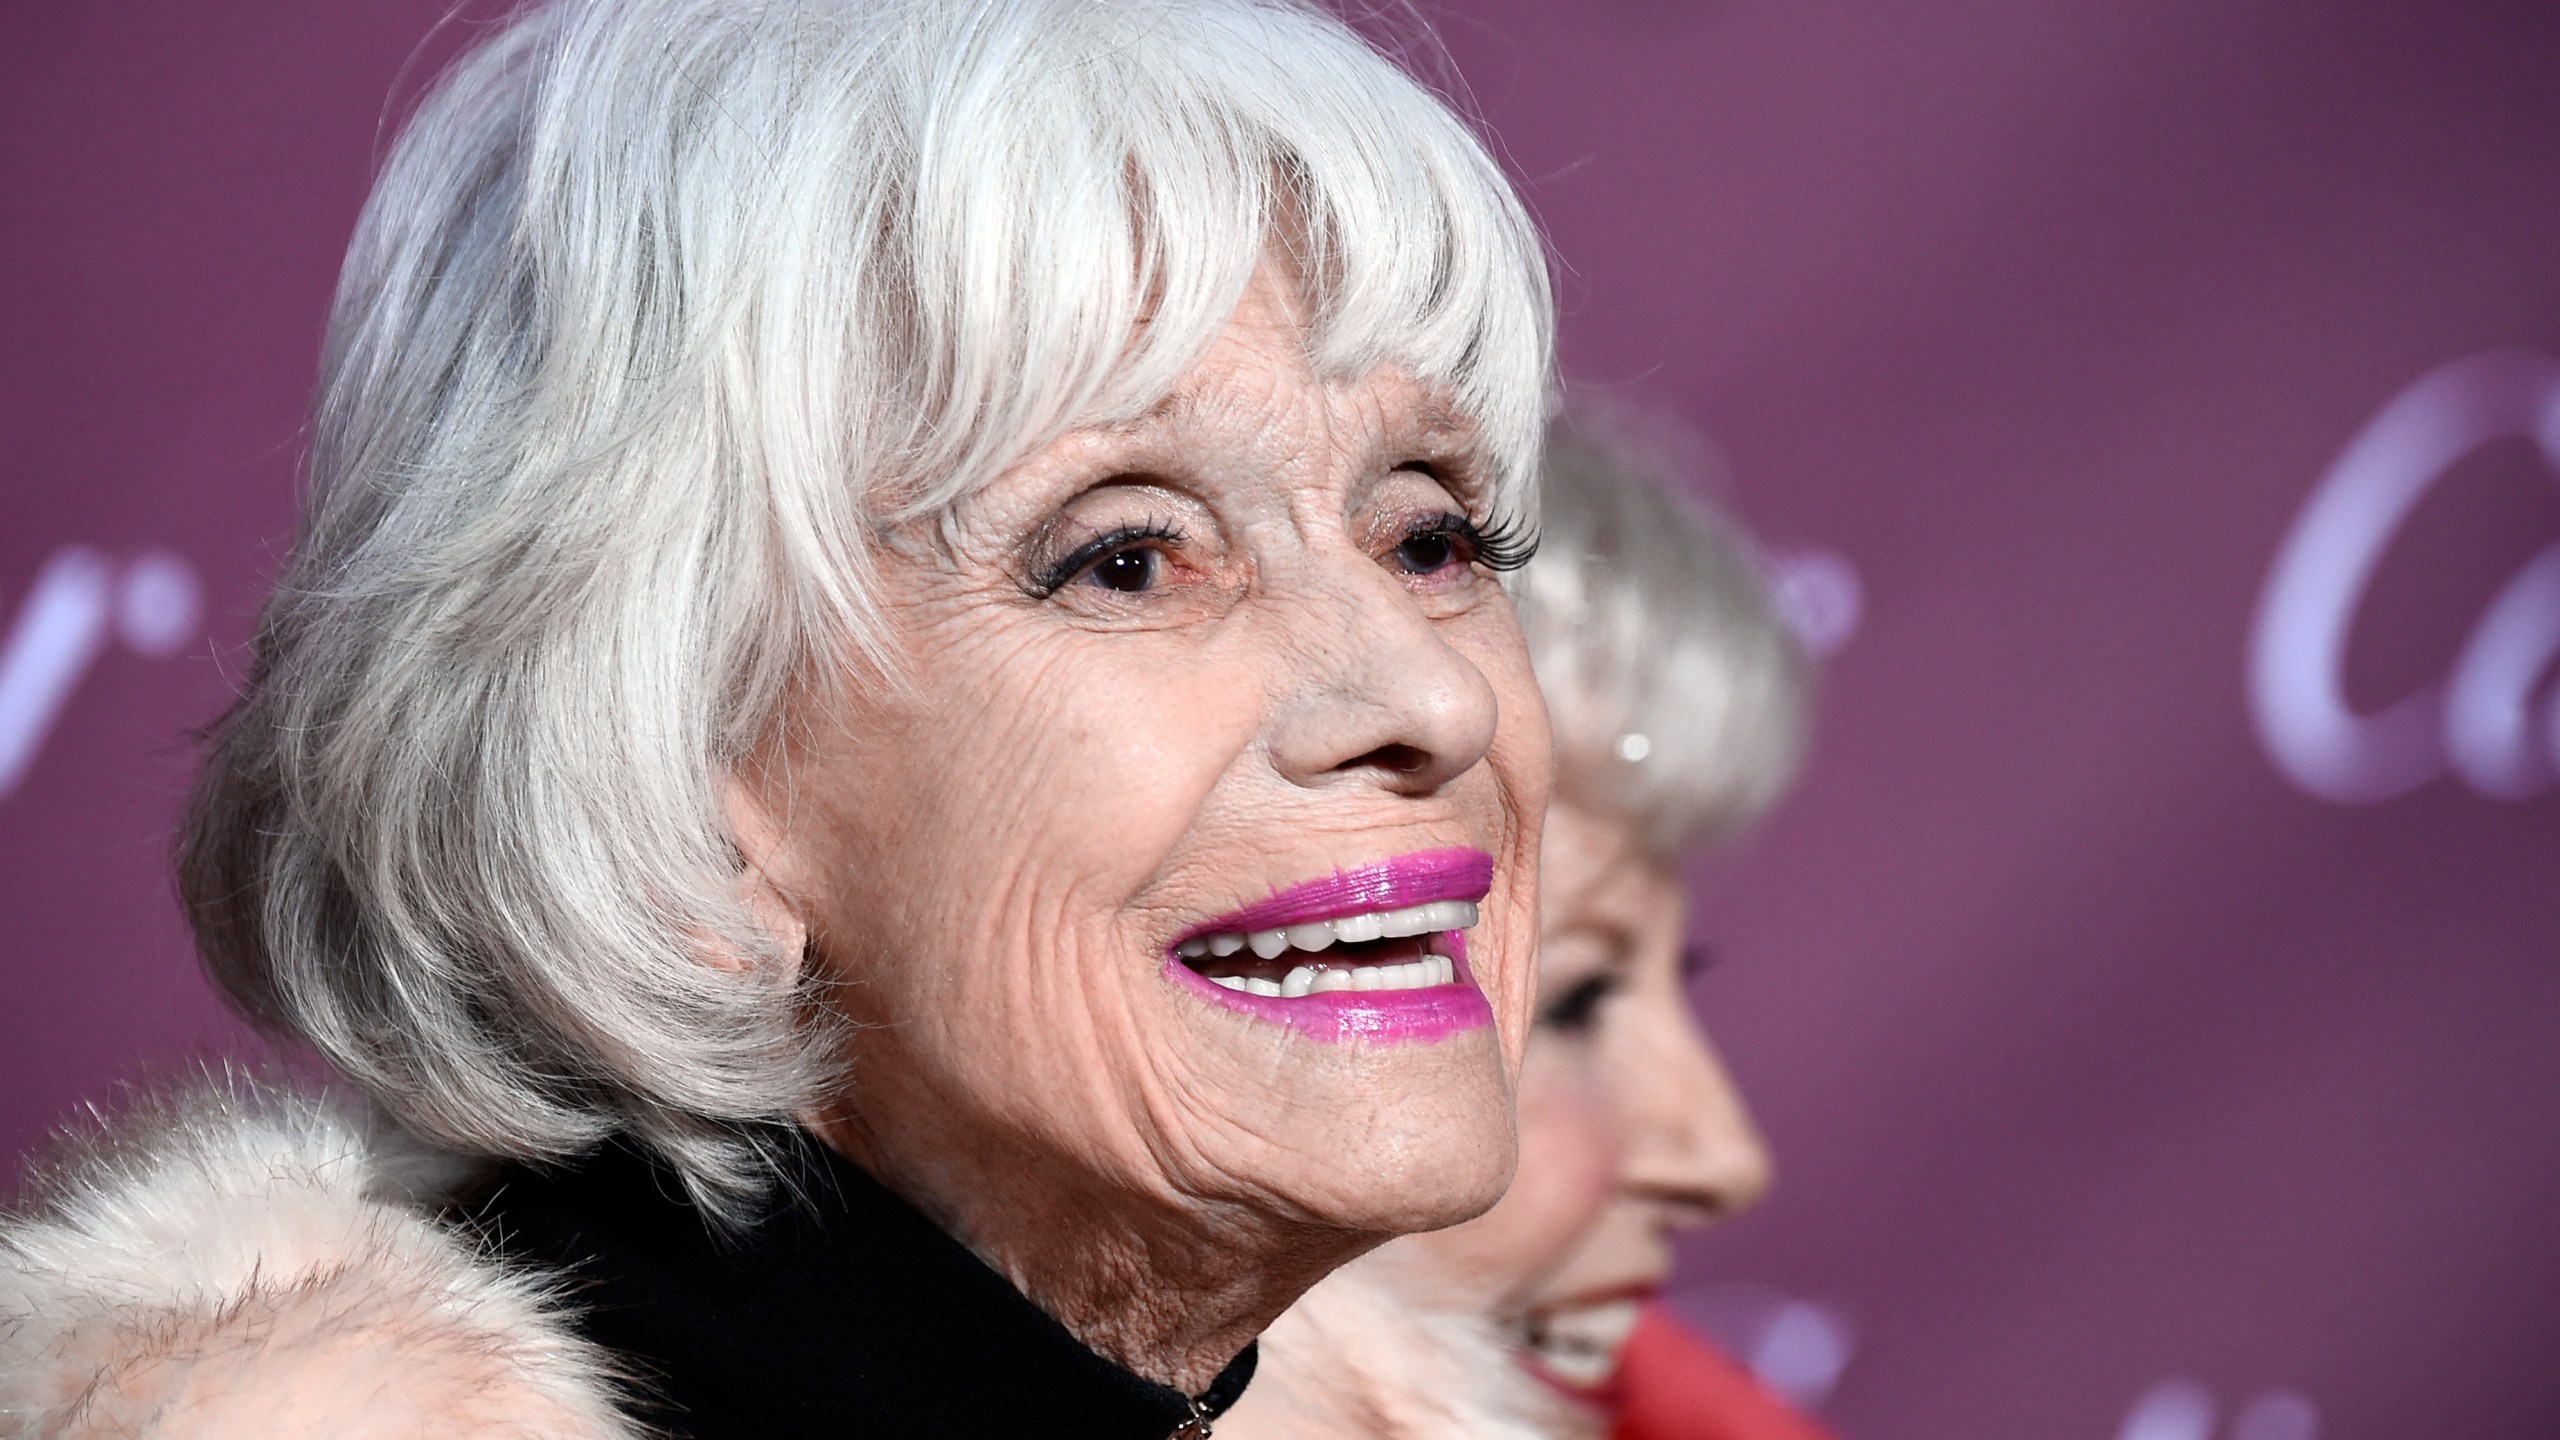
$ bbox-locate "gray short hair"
[179,0,1552,1211]
[1517,412,1810,856]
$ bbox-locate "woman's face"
[1392,794,1773,1397]
[737,265,1549,1372]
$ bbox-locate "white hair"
[1518,411,1810,856]
[180,0,1552,1213]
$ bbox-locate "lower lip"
[1164,932,1495,1044]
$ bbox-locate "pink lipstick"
[1164,847,1497,1044]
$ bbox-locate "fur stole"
[0,1080,636,1439]
[1223,1249,1598,1440]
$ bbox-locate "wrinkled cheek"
[1134,1052,1293,1184]
[1466,886,1544,1075]
[1488,739,1556,1071]
[1479,610,1558,826]
[1005,935,1236,1190]
[953,929,1130,1110]
[1497,920,1543,1071]
[820,889,1173,1189]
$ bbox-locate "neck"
[808,1112,1372,1394]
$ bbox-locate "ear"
[717,774,810,977]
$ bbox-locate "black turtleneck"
[468,1130,1256,1440]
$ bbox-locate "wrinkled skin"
[1382,795,1771,1394]
[733,267,1551,1392]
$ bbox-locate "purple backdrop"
[4,3,2555,1437]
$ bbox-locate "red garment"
[1609,1302,1838,1440]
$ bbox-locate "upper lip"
[1176,846,1494,944]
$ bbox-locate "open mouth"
[1175,898,1477,996]
[1164,848,1498,1042]
[1519,1295,1646,1393]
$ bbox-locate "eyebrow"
[1091,386,1207,439]
[1083,378,1492,511]
[1404,394,1470,439]
[1401,400,1496,510]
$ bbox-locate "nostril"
[1340,742,1430,776]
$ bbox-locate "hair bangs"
[875,0,1551,529]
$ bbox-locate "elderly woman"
[1221,415,1824,1440]
[0,2,1557,1436]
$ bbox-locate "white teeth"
[1186,899,1480,967]
[1376,907,1430,940]
[1525,1298,1645,1389]
[1184,897,1478,1001]
[1331,911,1384,944]
[1377,898,1479,939]
[1285,922,1337,952]
[1208,955,1461,1000]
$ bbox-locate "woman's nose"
[1262,560,1503,796]
[1623,1009,1774,1225]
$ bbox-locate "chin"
[1140,845,1535,1232]
[1219,1022,1522,1238]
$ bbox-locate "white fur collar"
[0,1078,637,1439]
[1224,1249,1597,1440]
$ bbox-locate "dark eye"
[1029,521,1187,599]
[1390,517,1477,577]
[1536,972,1625,1035]
[1084,546,1160,593]
[1394,530,1464,575]
[1388,511,1538,578]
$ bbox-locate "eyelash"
[1538,948,1722,1034]
[1536,970,1626,1034]
[1025,506,1536,598]
[1401,511,1540,574]
[1025,521,1188,599]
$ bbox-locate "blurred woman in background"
[1224,413,1832,1440]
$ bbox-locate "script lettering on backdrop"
[0,547,202,803]
[2249,350,2560,802]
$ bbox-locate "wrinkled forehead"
[1081,336,1494,482]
